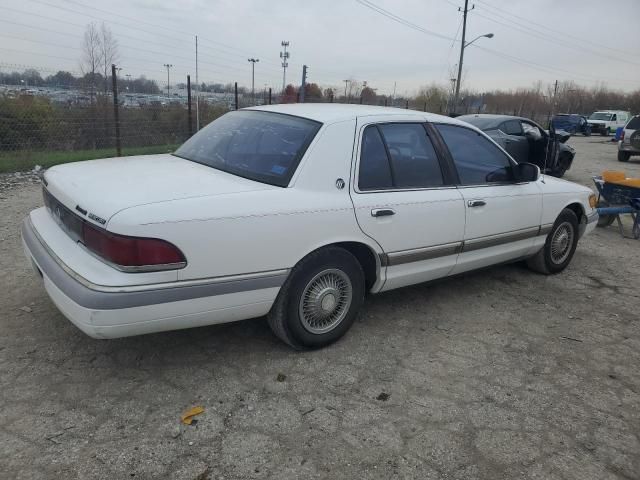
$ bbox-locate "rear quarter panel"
[107,119,383,281]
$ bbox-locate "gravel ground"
[1,137,639,480]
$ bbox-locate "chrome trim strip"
[382,242,463,266]
[22,218,288,309]
[461,226,539,252]
[539,223,554,235]
[586,211,599,224]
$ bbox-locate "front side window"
[435,124,514,185]
[358,123,444,190]
[174,110,321,187]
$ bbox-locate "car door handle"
[371,208,396,217]
[467,200,486,208]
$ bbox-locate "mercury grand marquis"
[22,104,598,349]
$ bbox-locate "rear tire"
[526,209,579,275]
[267,247,365,350]
[618,151,630,162]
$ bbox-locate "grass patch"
[0,144,181,173]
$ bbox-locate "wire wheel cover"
[299,269,353,334]
[550,221,574,264]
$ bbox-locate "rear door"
[432,123,543,274]
[350,117,465,291]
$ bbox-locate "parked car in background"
[22,105,598,349]
[457,114,575,177]
[587,110,630,136]
[552,114,591,136]
[618,115,640,162]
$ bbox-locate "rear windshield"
[589,112,613,121]
[626,116,640,130]
[174,110,321,187]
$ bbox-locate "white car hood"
[44,154,275,226]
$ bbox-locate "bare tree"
[81,22,101,101]
[99,22,119,95]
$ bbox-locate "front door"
[350,118,465,291]
[432,123,543,274]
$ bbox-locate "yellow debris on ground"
[180,406,204,425]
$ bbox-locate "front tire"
[267,247,365,349]
[618,151,630,162]
[526,209,579,275]
[601,127,610,137]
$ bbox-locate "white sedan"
[22,104,598,349]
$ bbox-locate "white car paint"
[22,104,597,340]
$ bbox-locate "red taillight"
[620,130,625,141]
[82,222,186,272]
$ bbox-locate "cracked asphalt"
[1,136,639,479]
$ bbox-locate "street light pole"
[452,0,493,114]
[248,58,259,104]
[163,63,173,99]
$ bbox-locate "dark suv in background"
[618,115,640,162]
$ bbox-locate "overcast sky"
[2,0,639,95]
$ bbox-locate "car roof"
[245,103,468,126]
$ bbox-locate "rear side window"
[359,127,393,190]
[502,120,523,136]
[174,110,321,187]
[358,123,444,190]
[435,124,514,185]
[626,116,640,130]
[378,124,443,188]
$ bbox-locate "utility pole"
[280,41,290,93]
[111,64,121,156]
[163,63,173,99]
[453,0,471,113]
[452,2,493,114]
[125,73,132,93]
[248,58,259,104]
[343,79,349,103]
[195,35,200,131]
[300,65,308,103]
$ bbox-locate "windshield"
[589,112,613,121]
[174,110,321,187]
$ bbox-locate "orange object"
[602,171,640,188]
[181,406,204,425]
[602,170,626,183]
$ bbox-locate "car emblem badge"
[335,178,345,190]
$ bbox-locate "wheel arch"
[290,240,384,294]
[563,202,585,223]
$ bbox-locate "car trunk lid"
[43,154,275,227]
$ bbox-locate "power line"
[475,0,638,59]
[354,0,637,88]
[355,0,455,41]
[472,8,640,68]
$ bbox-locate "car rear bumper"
[21,217,286,338]
[618,142,640,154]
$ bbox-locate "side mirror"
[513,162,540,182]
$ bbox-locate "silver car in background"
[618,115,640,162]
